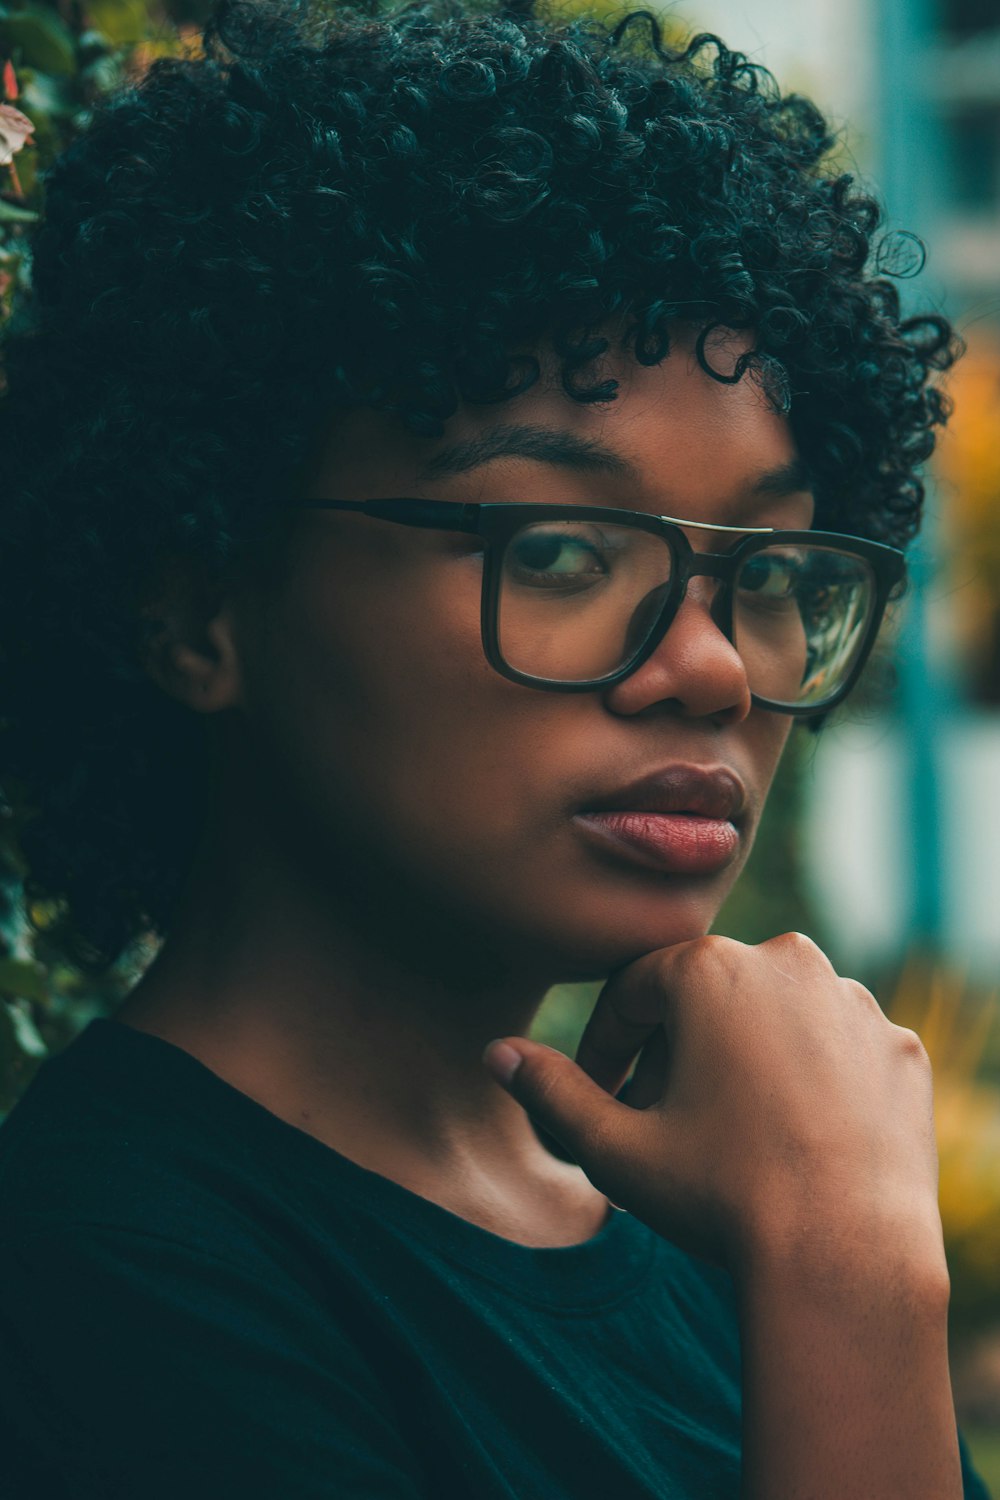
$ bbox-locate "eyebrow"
[749,458,813,498]
[419,423,812,500]
[419,425,637,481]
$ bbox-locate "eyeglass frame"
[286,497,907,717]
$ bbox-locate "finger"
[574,948,683,1092]
[482,1037,640,1183]
[620,1026,670,1110]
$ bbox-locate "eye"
[738,551,800,601]
[505,525,613,588]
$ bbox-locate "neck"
[115,804,597,1235]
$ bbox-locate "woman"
[0,1,983,1495]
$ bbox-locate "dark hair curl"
[0,0,959,974]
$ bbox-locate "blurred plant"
[0,0,206,313]
[886,959,1000,1342]
[0,0,205,1116]
[714,728,821,947]
[933,330,1000,703]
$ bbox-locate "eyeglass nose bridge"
[628,548,740,681]
[678,549,738,584]
[666,548,740,639]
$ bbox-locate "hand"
[484,932,943,1271]
[485,933,961,1500]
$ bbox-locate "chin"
[509,883,731,984]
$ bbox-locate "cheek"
[236,547,799,970]
[246,552,550,865]
[753,714,794,789]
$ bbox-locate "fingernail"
[482,1040,524,1086]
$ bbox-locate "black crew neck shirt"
[0,1018,989,1499]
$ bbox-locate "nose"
[602,580,753,724]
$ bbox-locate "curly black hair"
[0,0,959,976]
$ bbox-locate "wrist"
[733,1191,950,1307]
[736,1216,960,1500]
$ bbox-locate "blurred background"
[539,0,1000,1480]
[1,0,999,1484]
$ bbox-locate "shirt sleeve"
[0,1221,429,1500]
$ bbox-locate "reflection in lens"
[497,520,674,681]
[734,545,875,707]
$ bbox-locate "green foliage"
[0,196,35,220]
[963,1429,1000,1497]
[0,1,195,1116]
[0,6,77,77]
[887,965,1000,1343]
[714,730,820,947]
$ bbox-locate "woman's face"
[229,332,810,982]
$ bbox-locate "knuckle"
[697,932,743,956]
[624,948,676,995]
[636,947,684,997]
[843,978,881,1013]
[647,951,681,993]
[769,930,823,961]
[695,933,741,962]
[893,1025,932,1069]
[663,933,739,976]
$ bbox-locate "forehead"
[311,326,802,515]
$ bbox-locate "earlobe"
[139,601,244,714]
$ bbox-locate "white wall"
[802,713,1000,979]
[668,0,875,142]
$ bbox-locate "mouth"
[572,764,746,877]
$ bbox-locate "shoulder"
[0,1019,301,1271]
[0,1218,427,1499]
[0,1029,418,1488]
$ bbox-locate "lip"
[572,764,746,877]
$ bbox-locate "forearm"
[737,1218,962,1500]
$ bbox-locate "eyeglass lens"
[495,520,878,707]
[733,544,876,708]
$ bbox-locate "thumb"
[482,1036,636,1181]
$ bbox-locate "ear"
[138,558,246,714]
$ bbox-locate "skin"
[487,940,959,1498]
[118,327,799,1243]
[117,326,961,1497]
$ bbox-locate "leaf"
[0,196,36,222]
[19,69,77,122]
[3,994,46,1051]
[0,5,76,77]
[81,0,151,46]
[0,956,48,1002]
[0,996,46,1115]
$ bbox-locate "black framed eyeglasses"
[287,498,906,717]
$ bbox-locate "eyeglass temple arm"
[290,498,481,531]
[291,498,784,537]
